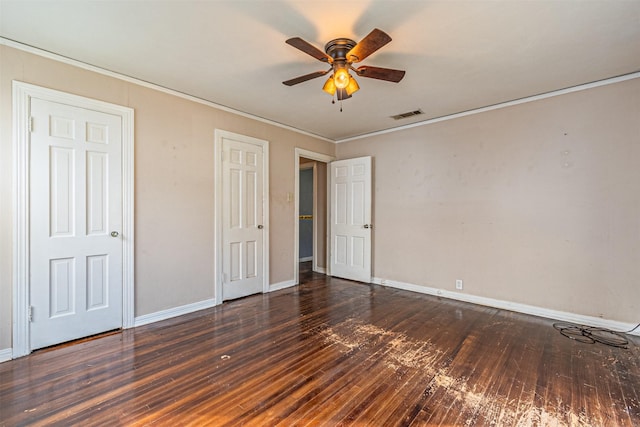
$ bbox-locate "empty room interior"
[1,1,639,425]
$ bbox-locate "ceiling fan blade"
[355,66,406,83]
[347,28,392,63]
[286,37,332,63]
[282,70,330,86]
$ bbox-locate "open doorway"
[294,148,334,284]
[299,163,314,269]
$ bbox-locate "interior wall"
[336,77,640,323]
[298,158,328,270]
[299,167,314,259]
[0,44,335,351]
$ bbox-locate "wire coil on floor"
[553,322,638,349]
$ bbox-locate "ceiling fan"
[283,28,406,104]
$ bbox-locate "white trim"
[270,279,296,292]
[214,130,269,304]
[294,148,335,284]
[134,299,216,327]
[12,82,30,358]
[311,163,319,274]
[0,348,12,363]
[335,71,640,143]
[372,277,640,336]
[299,256,313,262]
[12,81,135,358]
[0,37,332,143]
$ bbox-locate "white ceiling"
[1,1,639,141]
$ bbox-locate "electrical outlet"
[455,279,463,290]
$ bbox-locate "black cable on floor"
[553,321,640,349]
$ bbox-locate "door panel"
[30,98,123,350]
[222,137,265,301]
[330,156,372,282]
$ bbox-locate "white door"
[221,136,266,300]
[29,98,123,350]
[330,156,372,282]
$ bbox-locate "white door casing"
[29,98,123,349]
[293,148,334,284]
[215,130,269,302]
[12,81,134,358]
[330,156,372,283]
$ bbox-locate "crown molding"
[0,37,333,143]
[3,37,638,145]
[335,71,640,143]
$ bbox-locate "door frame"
[214,129,269,304]
[294,148,334,284]
[12,81,135,358]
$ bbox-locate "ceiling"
[1,1,639,142]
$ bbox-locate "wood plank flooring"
[1,269,639,426]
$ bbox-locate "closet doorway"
[294,148,334,284]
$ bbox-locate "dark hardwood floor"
[1,266,639,426]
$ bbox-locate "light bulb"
[334,68,350,89]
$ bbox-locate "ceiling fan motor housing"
[325,38,357,62]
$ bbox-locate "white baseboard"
[136,280,301,327]
[299,256,313,262]
[372,277,640,336]
[134,298,217,327]
[270,279,296,292]
[0,348,12,363]
[314,266,326,274]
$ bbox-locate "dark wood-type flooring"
[1,265,640,426]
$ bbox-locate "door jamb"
[214,129,270,305]
[12,81,135,358]
[294,148,334,284]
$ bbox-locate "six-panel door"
[330,156,372,283]
[29,98,123,350]
[222,137,265,300]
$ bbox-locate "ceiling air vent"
[390,109,424,120]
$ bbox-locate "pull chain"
[330,96,343,112]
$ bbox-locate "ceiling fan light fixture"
[322,76,337,95]
[345,76,360,96]
[333,67,350,89]
[284,29,404,107]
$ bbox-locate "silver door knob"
[257,225,264,229]
[111,231,119,237]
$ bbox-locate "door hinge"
[29,117,34,133]
[28,306,33,322]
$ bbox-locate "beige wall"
[337,77,640,323]
[0,45,334,350]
